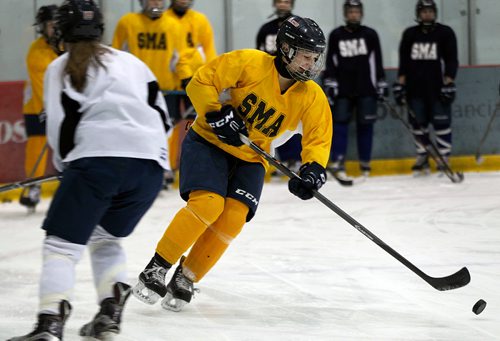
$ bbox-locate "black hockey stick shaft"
[475,100,500,162]
[0,174,61,193]
[384,101,463,183]
[239,133,470,291]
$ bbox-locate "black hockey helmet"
[34,5,58,35]
[276,16,326,81]
[343,0,363,28]
[56,0,104,43]
[416,0,438,24]
[273,0,295,6]
[343,0,363,16]
[139,0,166,18]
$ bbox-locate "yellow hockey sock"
[183,198,249,282]
[155,190,224,265]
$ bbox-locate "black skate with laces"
[161,256,197,312]
[80,282,131,340]
[132,254,171,304]
[8,300,71,341]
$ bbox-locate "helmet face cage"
[56,0,104,43]
[139,0,165,18]
[277,16,326,81]
[416,0,437,24]
[282,45,325,82]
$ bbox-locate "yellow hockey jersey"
[23,37,58,114]
[187,49,332,169]
[112,12,192,90]
[164,8,217,85]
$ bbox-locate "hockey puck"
[472,299,487,315]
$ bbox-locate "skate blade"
[132,281,161,305]
[161,293,187,312]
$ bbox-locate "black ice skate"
[326,161,353,186]
[8,300,71,341]
[19,185,41,213]
[161,256,197,312]
[132,254,171,305]
[80,282,131,340]
[359,161,371,178]
[411,155,430,176]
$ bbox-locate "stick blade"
[428,267,470,291]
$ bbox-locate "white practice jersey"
[44,46,171,171]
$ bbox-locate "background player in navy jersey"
[256,0,302,173]
[323,0,387,181]
[393,0,458,174]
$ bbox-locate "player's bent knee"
[186,190,225,226]
[210,198,249,243]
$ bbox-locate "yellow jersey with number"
[112,12,192,90]
[187,49,332,169]
[23,37,58,114]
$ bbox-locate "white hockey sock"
[88,225,127,303]
[39,236,85,314]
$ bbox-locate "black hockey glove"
[288,162,327,200]
[392,82,406,106]
[376,80,389,102]
[206,105,248,147]
[440,82,456,104]
[323,78,339,106]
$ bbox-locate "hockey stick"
[475,86,500,164]
[383,101,464,183]
[0,174,61,193]
[239,133,470,291]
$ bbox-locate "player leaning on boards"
[9,1,170,340]
[132,15,332,312]
[20,4,61,211]
[393,0,458,175]
[322,0,387,183]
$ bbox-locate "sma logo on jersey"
[137,32,167,50]
[339,38,368,57]
[238,93,285,138]
[411,42,437,60]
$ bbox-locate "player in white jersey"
[9,1,170,340]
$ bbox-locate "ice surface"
[1,172,499,340]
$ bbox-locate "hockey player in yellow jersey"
[132,16,332,312]
[20,5,60,210]
[164,0,218,180]
[112,0,192,91]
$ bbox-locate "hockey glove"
[440,82,456,104]
[206,105,248,147]
[323,78,339,106]
[376,80,389,102]
[288,162,327,200]
[392,82,406,106]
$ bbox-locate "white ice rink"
[1,172,499,340]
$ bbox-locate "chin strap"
[273,55,293,80]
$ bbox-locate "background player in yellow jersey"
[20,5,60,210]
[112,0,194,187]
[132,16,332,312]
[164,0,218,179]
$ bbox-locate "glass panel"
[475,0,500,64]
